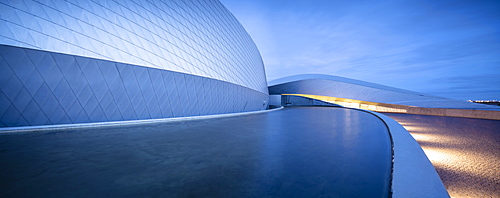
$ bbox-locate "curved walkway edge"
[371,111,450,198]
[0,107,284,134]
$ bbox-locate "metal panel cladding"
[0,0,268,94]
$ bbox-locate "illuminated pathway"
[384,113,500,198]
[0,107,392,197]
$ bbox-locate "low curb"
[0,107,284,134]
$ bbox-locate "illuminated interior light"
[282,94,412,114]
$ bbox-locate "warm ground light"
[284,94,500,197]
[385,113,500,197]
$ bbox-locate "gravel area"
[383,113,500,198]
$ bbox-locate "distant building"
[269,74,500,119]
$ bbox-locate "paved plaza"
[384,113,500,198]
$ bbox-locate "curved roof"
[269,74,500,110]
[0,0,268,94]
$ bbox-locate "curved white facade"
[269,74,500,110]
[0,0,267,93]
[0,0,269,127]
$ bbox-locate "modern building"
[269,74,500,120]
[0,1,465,197]
[0,0,269,127]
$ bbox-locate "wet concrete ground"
[1,107,392,197]
[384,113,500,198]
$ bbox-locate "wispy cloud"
[222,0,500,100]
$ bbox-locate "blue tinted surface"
[0,45,268,127]
[0,107,392,197]
[0,0,268,93]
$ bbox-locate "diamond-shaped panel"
[40,94,60,121]
[185,75,199,115]
[74,109,90,123]
[76,85,93,109]
[0,105,22,126]
[174,73,188,100]
[52,78,72,99]
[66,100,84,123]
[103,99,122,121]
[0,91,12,119]
[113,86,132,111]
[139,78,155,106]
[52,51,77,72]
[20,100,41,125]
[98,92,113,118]
[29,111,49,126]
[158,97,173,118]
[36,53,64,91]
[83,95,99,118]
[0,44,268,127]
[81,58,107,99]
[89,105,106,123]
[131,93,148,119]
[23,68,45,97]
[121,104,137,120]
[163,74,182,116]
[118,63,140,96]
[32,82,52,109]
[0,55,15,87]
[0,18,17,40]
[11,87,32,113]
[147,99,161,119]
[48,106,71,125]
[57,54,81,73]
[2,72,24,102]
[12,53,36,83]
[99,61,120,86]
[134,66,150,89]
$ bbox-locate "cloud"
[221,0,500,99]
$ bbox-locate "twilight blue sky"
[221,0,500,100]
